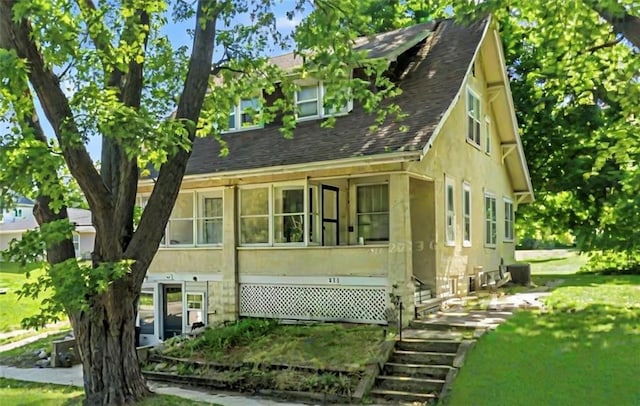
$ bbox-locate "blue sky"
[1,1,304,162]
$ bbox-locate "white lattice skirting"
[239,284,388,324]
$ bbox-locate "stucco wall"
[408,48,518,296]
[0,233,20,252]
[148,249,225,274]
[237,246,388,276]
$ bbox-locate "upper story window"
[227,97,261,131]
[467,88,481,146]
[295,81,350,121]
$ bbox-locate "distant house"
[0,197,95,259]
[136,17,533,345]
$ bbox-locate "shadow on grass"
[525,256,573,264]
[533,273,640,288]
[0,262,38,274]
[448,304,640,405]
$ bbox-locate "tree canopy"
[0,1,401,404]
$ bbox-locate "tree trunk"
[69,278,149,405]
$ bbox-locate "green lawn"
[446,273,640,406]
[0,378,217,405]
[0,262,62,333]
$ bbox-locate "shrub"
[580,251,640,275]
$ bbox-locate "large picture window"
[467,89,481,145]
[504,198,514,242]
[484,192,497,246]
[356,184,389,243]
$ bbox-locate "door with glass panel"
[138,286,157,345]
[162,284,183,340]
[321,185,339,246]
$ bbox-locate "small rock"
[35,359,50,368]
[154,362,167,371]
[38,350,49,359]
[169,365,178,372]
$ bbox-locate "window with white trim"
[227,97,261,131]
[274,187,304,243]
[462,182,471,246]
[186,292,205,325]
[239,185,308,245]
[295,81,350,120]
[356,184,389,243]
[485,116,491,154]
[239,187,270,244]
[168,193,194,245]
[504,198,514,242]
[445,177,455,245]
[484,192,497,246]
[198,194,223,244]
[467,89,481,145]
[141,190,224,247]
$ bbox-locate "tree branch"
[126,0,218,282]
[0,1,112,222]
[587,36,623,53]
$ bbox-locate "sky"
[1,1,304,162]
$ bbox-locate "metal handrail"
[411,275,429,304]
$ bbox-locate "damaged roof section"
[185,19,488,176]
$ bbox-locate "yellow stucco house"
[136,17,533,345]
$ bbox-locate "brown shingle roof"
[185,18,488,176]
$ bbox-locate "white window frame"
[197,191,223,246]
[466,88,481,147]
[445,176,455,246]
[72,233,80,256]
[462,182,471,247]
[295,80,352,122]
[504,197,514,242]
[355,183,390,244]
[239,182,309,246]
[484,191,497,247]
[226,96,262,132]
[186,292,206,327]
[485,115,491,155]
[167,192,195,246]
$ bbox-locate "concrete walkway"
[0,364,306,405]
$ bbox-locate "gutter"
[140,151,423,186]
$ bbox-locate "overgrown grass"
[0,262,60,333]
[164,320,386,371]
[446,274,640,405]
[0,378,216,405]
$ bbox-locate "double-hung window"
[445,177,455,245]
[504,198,514,242]
[484,192,497,246]
[198,194,223,245]
[228,97,261,131]
[274,187,304,243]
[356,184,389,243]
[467,89,481,145]
[295,81,350,120]
[168,193,194,245]
[239,185,306,245]
[186,293,205,325]
[462,182,471,246]
[239,187,270,244]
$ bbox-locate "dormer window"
[295,81,351,121]
[227,97,261,131]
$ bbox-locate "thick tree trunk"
[69,278,149,405]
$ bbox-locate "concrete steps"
[371,337,461,404]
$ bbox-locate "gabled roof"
[0,208,94,234]
[185,18,488,176]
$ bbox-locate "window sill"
[462,242,472,248]
[222,124,264,134]
[503,239,514,243]
[159,245,223,250]
[296,111,349,123]
[483,244,497,249]
[237,244,388,250]
[466,139,482,150]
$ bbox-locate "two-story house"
[136,17,533,345]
